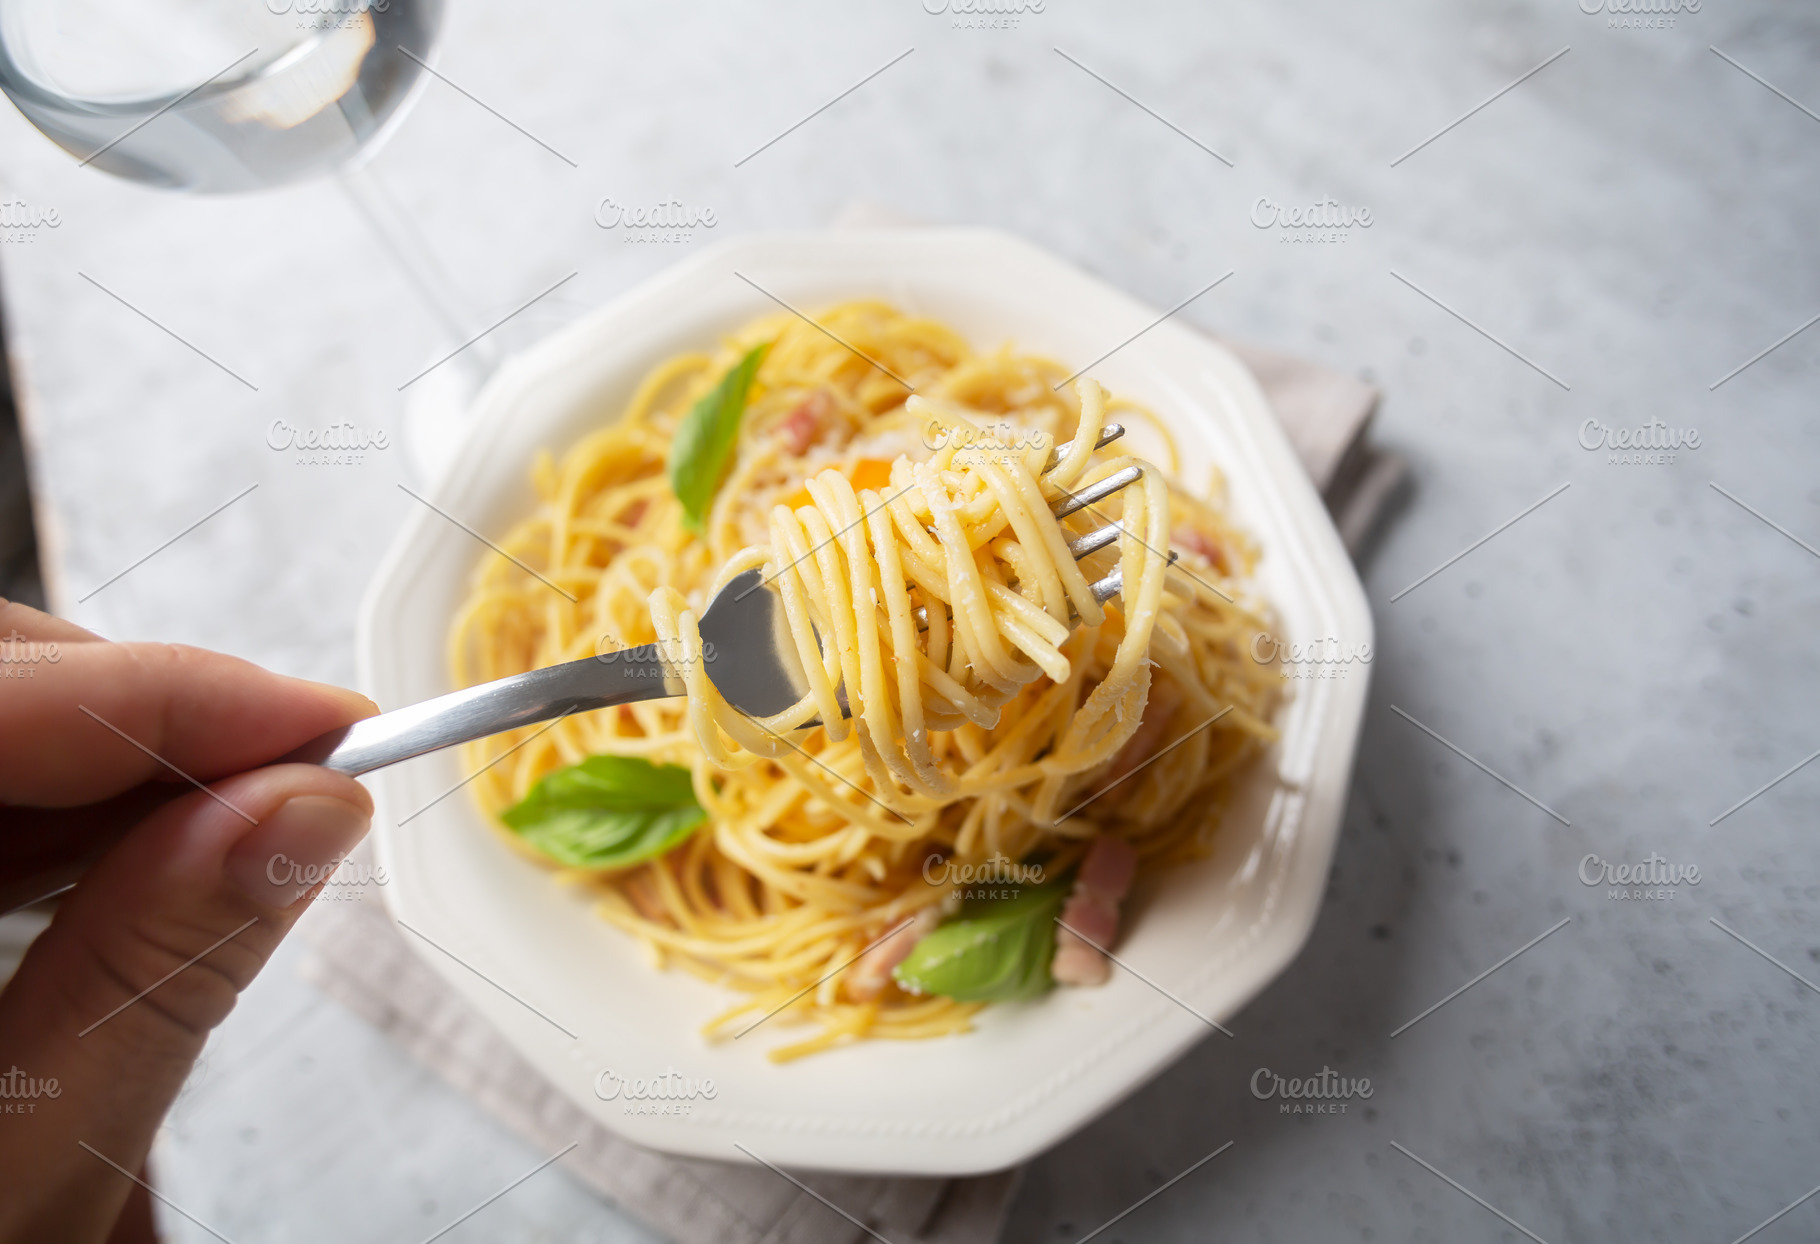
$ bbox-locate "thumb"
[0,764,372,1243]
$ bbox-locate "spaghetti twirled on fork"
[450,301,1282,1060]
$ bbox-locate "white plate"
[360,229,1372,1175]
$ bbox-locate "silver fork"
[289,428,1145,776]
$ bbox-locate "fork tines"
[908,457,1144,628]
[1042,423,1124,474]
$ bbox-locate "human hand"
[0,600,376,1242]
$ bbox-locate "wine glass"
[0,0,442,190]
[0,0,494,475]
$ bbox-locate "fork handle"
[283,644,680,776]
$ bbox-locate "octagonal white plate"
[359,229,1372,1175]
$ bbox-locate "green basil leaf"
[501,754,707,870]
[891,881,1069,1003]
[669,341,771,531]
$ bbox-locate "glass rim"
[0,21,356,117]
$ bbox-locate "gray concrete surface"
[0,2,1815,1241]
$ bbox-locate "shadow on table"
[0,279,44,610]
[1002,539,1439,1241]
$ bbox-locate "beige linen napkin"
[293,301,1399,1244]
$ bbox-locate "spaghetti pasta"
[451,301,1282,1060]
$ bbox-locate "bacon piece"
[845,907,942,1002]
[1171,524,1225,574]
[1078,830,1138,899]
[1104,678,1183,787]
[620,498,649,528]
[777,390,835,456]
[1053,893,1119,986]
[1052,835,1139,987]
[623,869,671,924]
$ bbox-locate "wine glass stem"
[337,161,501,378]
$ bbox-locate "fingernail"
[224,796,371,908]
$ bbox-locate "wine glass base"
[401,359,483,484]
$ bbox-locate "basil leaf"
[892,881,1069,1003]
[669,341,771,531]
[501,755,707,870]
